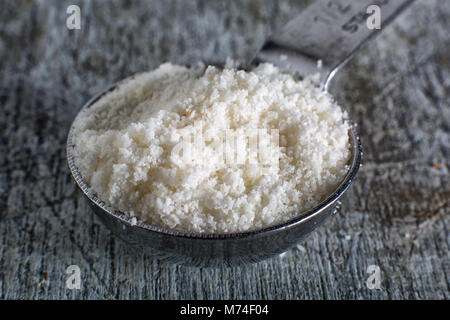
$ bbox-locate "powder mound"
[72,63,351,233]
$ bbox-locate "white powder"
[72,63,351,233]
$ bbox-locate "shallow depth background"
[0,0,448,299]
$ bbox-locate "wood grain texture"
[0,0,448,299]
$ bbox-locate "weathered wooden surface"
[0,0,448,299]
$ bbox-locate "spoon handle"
[254,0,415,89]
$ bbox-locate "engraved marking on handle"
[255,0,415,88]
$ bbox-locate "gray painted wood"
[0,0,448,299]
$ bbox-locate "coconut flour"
[72,63,351,233]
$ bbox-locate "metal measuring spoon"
[67,0,414,267]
